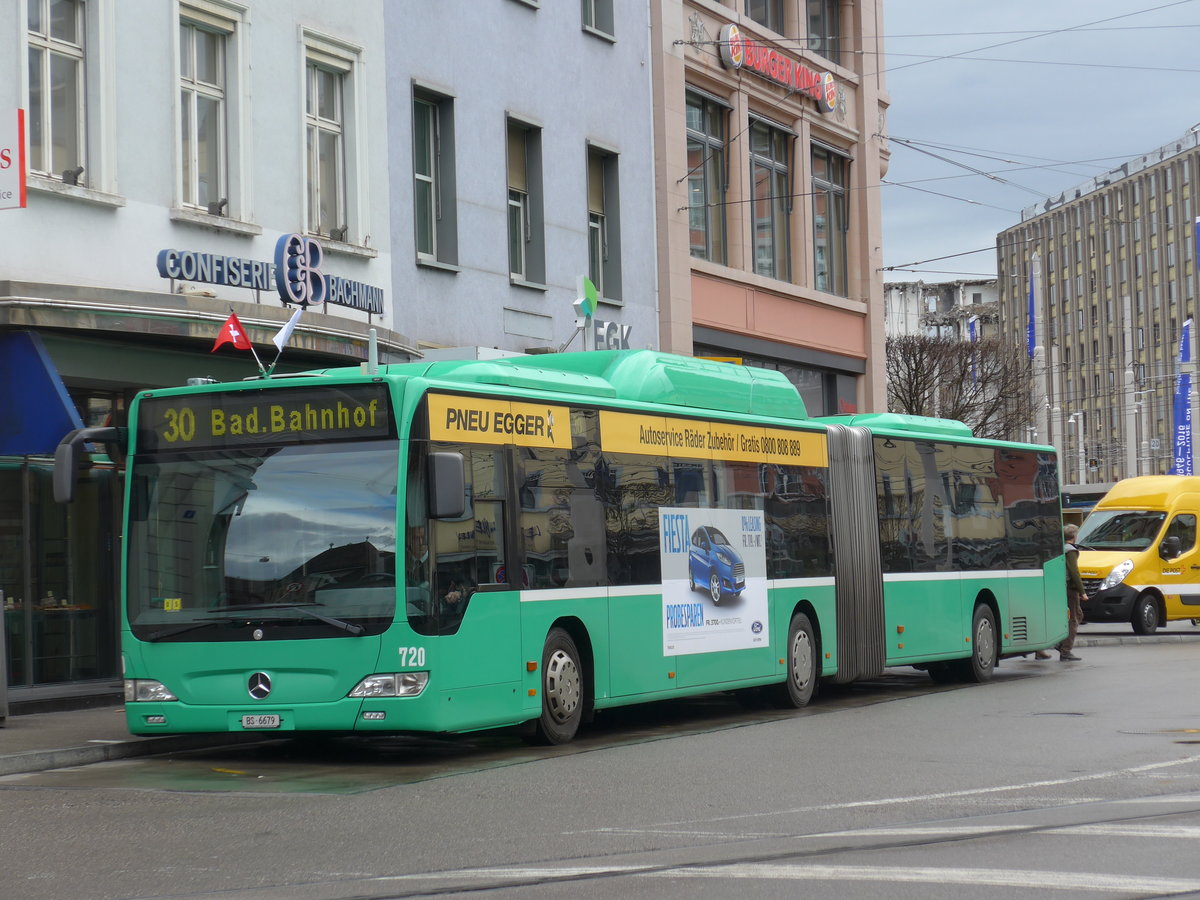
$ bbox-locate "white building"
[1,0,403,699]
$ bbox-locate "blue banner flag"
[1172,317,1193,475]
[968,316,978,385]
[1026,267,1035,359]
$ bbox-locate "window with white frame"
[179,17,228,213]
[812,143,849,296]
[27,0,86,182]
[413,87,457,264]
[750,118,791,281]
[507,118,544,284]
[587,145,621,300]
[305,58,346,239]
[581,0,614,37]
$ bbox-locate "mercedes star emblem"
[248,672,272,700]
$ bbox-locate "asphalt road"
[3,640,1200,900]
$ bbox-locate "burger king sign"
[718,24,838,114]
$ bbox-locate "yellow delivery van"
[1076,475,1200,634]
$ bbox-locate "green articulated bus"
[55,350,1067,744]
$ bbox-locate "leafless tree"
[885,335,1036,441]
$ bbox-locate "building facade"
[3,0,893,702]
[651,0,889,416]
[998,129,1200,494]
[386,1,658,355]
[3,0,407,702]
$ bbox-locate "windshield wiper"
[144,617,237,642]
[215,603,365,636]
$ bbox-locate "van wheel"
[768,612,818,708]
[1131,594,1160,635]
[532,628,583,745]
[960,605,996,683]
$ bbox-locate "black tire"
[927,661,959,684]
[688,568,696,592]
[532,628,584,745]
[768,612,818,708]
[709,571,722,604]
[962,604,997,683]
[1131,594,1160,635]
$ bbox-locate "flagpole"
[232,307,268,377]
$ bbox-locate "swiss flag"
[212,313,252,352]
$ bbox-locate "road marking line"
[647,753,1200,828]
[647,864,1200,893]
[1053,824,1200,838]
[371,862,1200,894]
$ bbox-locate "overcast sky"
[880,0,1200,283]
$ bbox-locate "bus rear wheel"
[769,612,817,708]
[1131,593,1160,635]
[533,628,584,745]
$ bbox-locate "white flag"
[272,306,303,352]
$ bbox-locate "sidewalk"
[1,624,1196,778]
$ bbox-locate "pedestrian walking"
[1058,523,1084,661]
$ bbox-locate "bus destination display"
[137,383,393,452]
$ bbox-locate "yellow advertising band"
[600,410,828,467]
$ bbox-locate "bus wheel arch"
[1131,591,1162,635]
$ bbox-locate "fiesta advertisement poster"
[659,506,768,656]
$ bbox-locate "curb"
[0,733,271,778]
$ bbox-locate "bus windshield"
[1076,509,1166,551]
[126,440,400,641]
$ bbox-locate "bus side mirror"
[53,426,127,504]
[1160,535,1183,560]
[427,451,466,519]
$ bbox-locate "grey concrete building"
[998,128,1200,494]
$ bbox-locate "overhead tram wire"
[887,138,1053,198]
[882,53,1200,75]
[881,0,1199,75]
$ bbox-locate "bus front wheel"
[769,612,818,708]
[533,628,584,745]
[960,605,997,683]
[1131,593,1160,635]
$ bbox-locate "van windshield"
[1076,510,1166,551]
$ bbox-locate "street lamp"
[1067,414,1085,485]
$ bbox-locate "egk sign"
[718,24,838,113]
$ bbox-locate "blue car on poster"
[688,525,746,604]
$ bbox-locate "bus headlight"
[349,672,429,698]
[1100,559,1134,591]
[124,679,178,702]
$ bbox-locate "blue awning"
[0,331,84,455]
